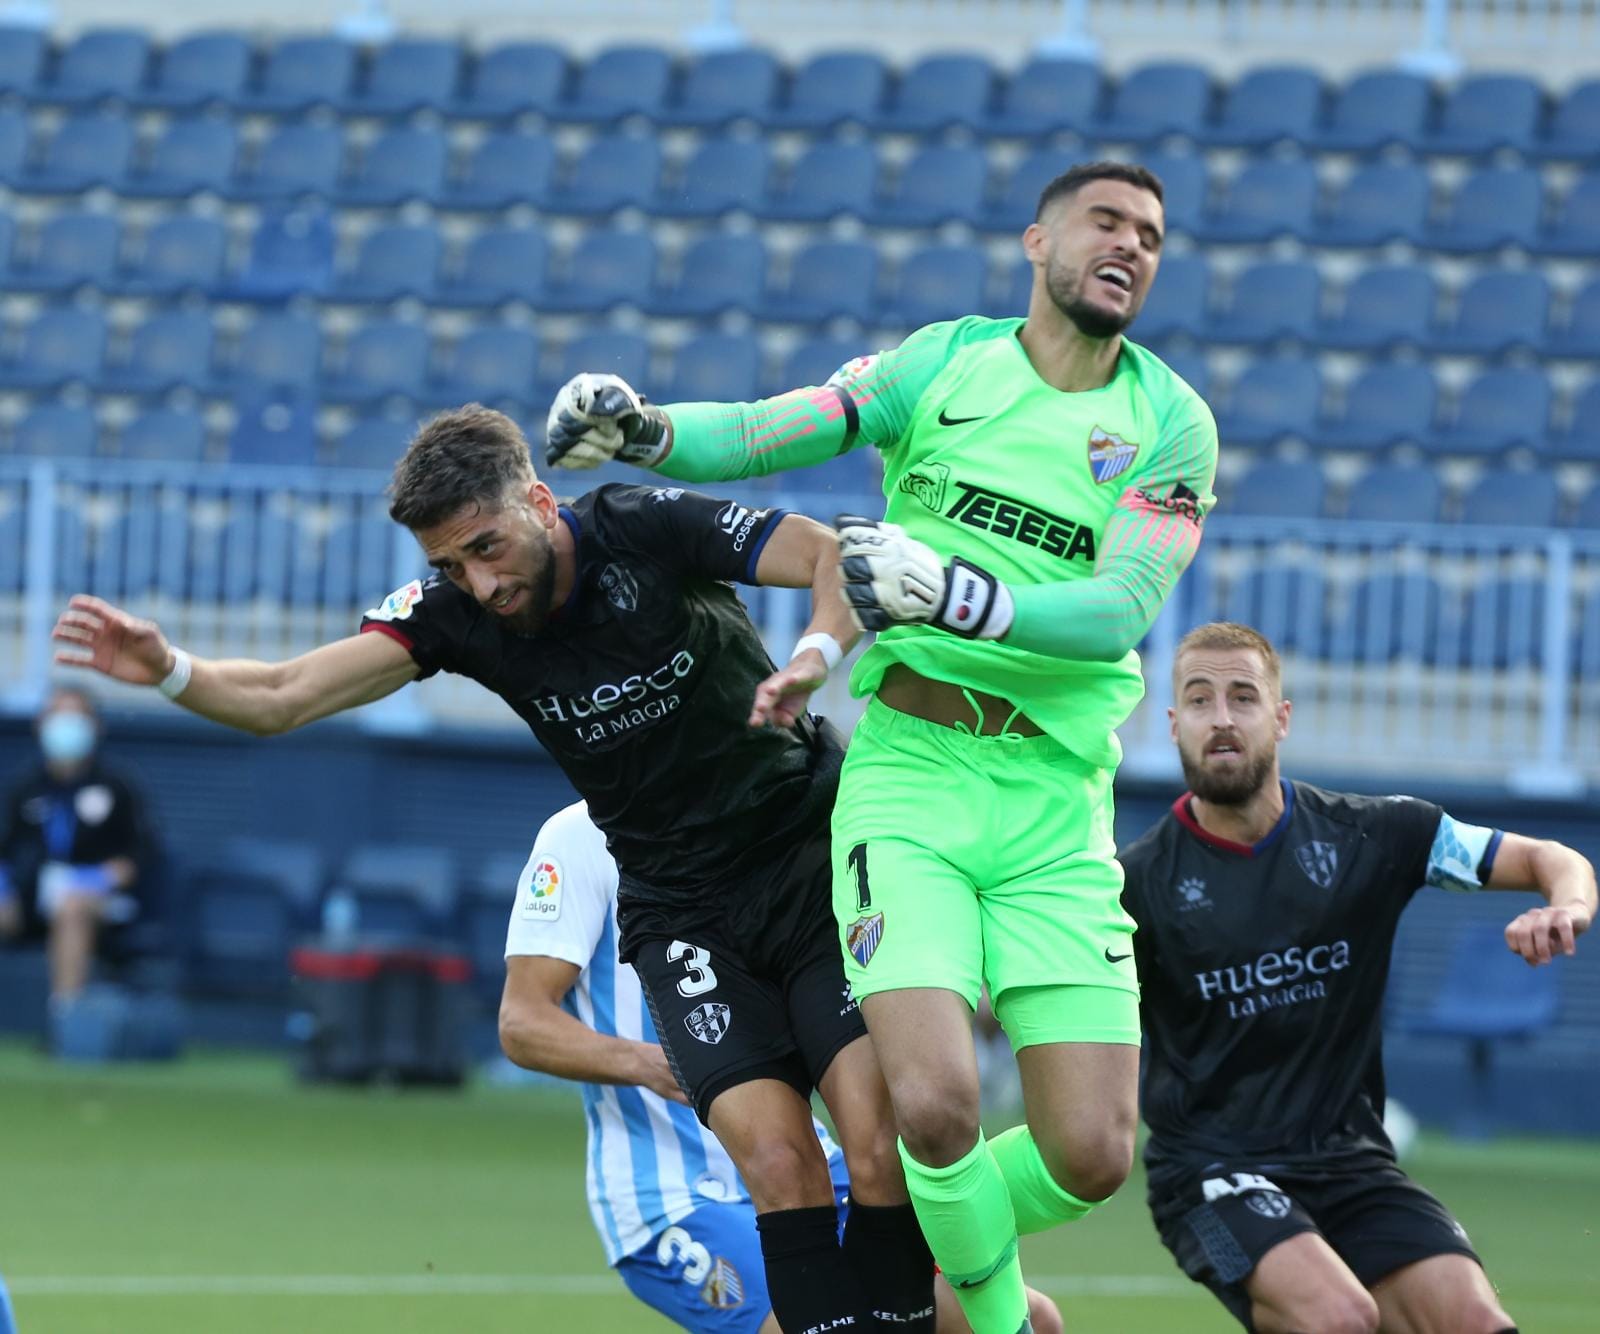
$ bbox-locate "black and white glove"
[836,515,1014,640]
[544,373,671,470]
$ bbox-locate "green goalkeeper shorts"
[831,698,1139,1045]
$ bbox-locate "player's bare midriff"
[878,663,1045,737]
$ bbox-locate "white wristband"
[791,633,843,673]
[157,647,193,700]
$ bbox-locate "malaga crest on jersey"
[1087,426,1139,484]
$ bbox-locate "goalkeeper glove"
[836,515,1014,640]
[544,373,671,470]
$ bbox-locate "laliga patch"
[846,912,884,968]
[367,579,424,623]
[1087,425,1139,485]
[520,857,562,921]
[826,353,879,389]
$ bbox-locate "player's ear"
[1021,221,1048,265]
[1275,697,1292,741]
[528,478,558,527]
[1166,706,1178,742]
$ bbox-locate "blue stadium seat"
[548,133,662,216]
[213,313,322,395]
[318,507,396,600]
[1136,151,1206,235]
[1331,571,1445,663]
[335,126,447,207]
[1207,260,1319,345]
[1311,364,1437,451]
[539,331,650,403]
[228,389,318,466]
[1421,167,1543,253]
[119,408,208,464]
[323,321,431,406]
[1456,575,1548,670]
[1534,78,1600,160]
[0,106,24,181]
[978,147,1078,233]
[661,48,780,127]
[427,326,539,411]
[1418,74,1543,156]
[1428,368,1551,456]
[1195,158,1318,243]
[439,131,555,212]
[222,206,335,303]
[328,223,442,304]
[1215,357,1321,446]
[651,138,772,219]
[0,308,106,389]
[100,311,214,395]
[774,446,882,503]
[1573,480,1600,528]
[1460,468,1560,528]
[868,144,987,228]
[1536,171,1600,258]
[119,117,237,199]
[134,31,251,110]
[1305,162,1430,247]
[979,58,1101,137]
[223,122,343,203]
[1146,343,1211,401]
[1309,69,1431,151]
[0,25,46,95]
[1345,462,1443,524]
[883,244,988,329]
[16,111,133,193]
[765,50,888,130]
[538,231,656,315]
[1094,61,1211,141]
[874,53,995,133]
[184,862,295,998]
[12,403,97,458]
[236,35,355,114]
[342,37,461,117]
[1545,277,1600,359]
[460,850,530,1006]
[446,41,566,119]
[35,28,151,106]
[1129,253,1207,341]
[554,44,673,124]
[334,415,412,470]
[3,211,117,293]
[644,233,765,319]
[1548,380,1600,461]
[434,227,549,309]
[755,141,876,222]
[328,843,457,938]
[1224,459,1326,518]
[1201,65,1323,147]
[1313,264,1435,350]
[661,333,762,405]
[1426,271,1549,356]
[1220,564,1327,653]
[991,255,1033,320]
[773,336,860,394]
[759,239,878,325]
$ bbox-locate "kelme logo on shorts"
[847,913,884,967]
[898,462,949,512]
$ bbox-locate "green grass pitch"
[0,1043,1595,1333]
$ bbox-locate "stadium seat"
[133,31,251,110]
[1223,459,1326,518]
[12,403,98,458]
[1455,575,1547,670]
[213,313,322,395]
[1216,357,1321,446]
[236,35,356,114]
[459,850,530,1005]
[643,233,765,319]
[228,389,318,466]
[661,333,763,405]
[1426,271,1549,356]
[1312,264,1435,350]
[1130,253,1208,341]
[1331,571,1445,663]
[1572,480,1600,528]
[755,141,876,222]
[1207,260,1319,345]
[882,244,988,329]
[553,44,673,124]
[100,311,214,395]
[1220,564,1327,652]
[1095,61,1211,141]
[0,106,24,181]
[1200,65,1323,147]
[328,223,442,304]
[323,321,431,406]
[874,53,995,133]
[119,117,238,199]
[1533,77,1600,160]
[426,326,539,411]
[439,131,555,212]
[34,28,151,106]
[1421,167,1543,253]
[184,862,296,998]
[334,415,413,470]
[447,41,566,119]
[1194,158,1318,244]
[765,50,888,130]
[979,58,1101,137]
[1136,150,1207,235]
[223,122,344,203]
[759,241,878,325]
[661,47,780,127]
[1309,69,1431,151]
[433,227,549,309]
[1546,278,1600,359]
[3,211,118,294]
[1548,380,1600,461]
[1417,73,1543,156]
[118,408,208,464]
[1344,462,1443,524]
[773,336,860,395]
[537,231,656,314]
[1428,367,1552,456]
[978,147,1078,234]
[1460,468,1561,528]
[341,37,461,117]
[1536,171,1600,258]
[1311,364,1437,451]
[990,256,1033,319]
[651,138,772,219]
[868,144,987,228]
[1305,162,1430,248]
[539,331,650,404]
[327,843,457,939]
[335,126,448,207]
[15,111,134,193]
[0,307,107,390]
[1147,343,1211,401]
[547,133,662,216]
[0,25,47,96]
[222,206,335,303]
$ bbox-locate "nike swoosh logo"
[938,409,986,426]
[1105,947,1132,963]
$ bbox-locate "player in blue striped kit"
[499,802,1062,1333]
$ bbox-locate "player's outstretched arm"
[52,595,419,736]
[1486,832,1597,965]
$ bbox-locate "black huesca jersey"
[1120,780,1502,1179]
[360,484,842,903]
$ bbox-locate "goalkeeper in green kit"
[545,162,1218,1334]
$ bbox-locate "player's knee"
[739,1133,832,1211]
[894,1079,981,1168]
[1455,1296,1515,1334]
[1263,1290,1378,1334]
[1032,1123,1134,1203]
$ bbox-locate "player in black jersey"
[50,406,937,1334]
[1119,621,1594,1334]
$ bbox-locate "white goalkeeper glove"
[836,515,1014,640]
[544,373,671,470]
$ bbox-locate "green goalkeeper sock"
[988,1124,1101,1235]
[898,1133,1029,1334]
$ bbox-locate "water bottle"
[322,888,358,947]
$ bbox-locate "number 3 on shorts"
[668,940,719,997]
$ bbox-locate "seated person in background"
[499,801,1063,1334]
[0,686,151,1007]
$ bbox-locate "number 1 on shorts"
[848,841,871,911]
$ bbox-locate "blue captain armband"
[1424,812,1503,893]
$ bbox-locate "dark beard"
[503,553,558,637]
[1179,743,1275,806]
[1046,266,1134,339]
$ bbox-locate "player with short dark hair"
[542,161,1218,1334]
[51,407,935,1334]
[1119,620,1595,1334]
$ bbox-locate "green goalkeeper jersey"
[652,316,1218,767]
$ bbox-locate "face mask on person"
[39,711,96,767]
